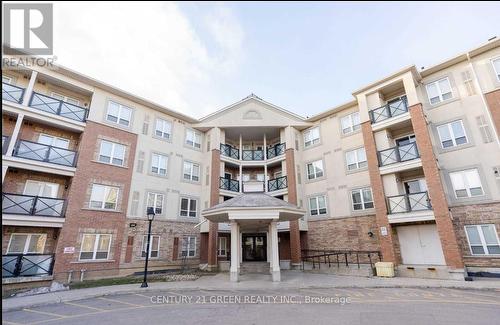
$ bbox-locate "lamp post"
[141,207,155,288]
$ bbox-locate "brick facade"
[2,226,59,255]
[3,169,71,198]
[285,148,301,265]
[207,149,220,269]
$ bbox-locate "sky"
[51,1,500,119]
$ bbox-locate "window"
[218,237,227,256]
[492,57,500,82]
[155,118,172,140]
[151,153,168,176]
[340,112,360,135]
[147,192,164,215]
[309,195,327,216]
[346,148,367,171]
[89,184,119,210]
[185,129,201,149]
[351,187,374,210]
[306,160,324,180]
[437,120,468,148]
[180,198,197,218]
[141,235,160,258]
[449,169,484,198]
[304,127,320,147]
[106,101,132,127]
[79,234,111,260]
[38,134,70,149]
[181,236,196,257]
[51,92,80,106]
[7,234,46,254]
[24,180,59,198]
[183,161,200,182]
[426,77,453,105]
[98,140,126,166]
[465,225,500,255]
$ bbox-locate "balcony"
[2,254,54,278]
[242,181,265,192]
[2,193,66,218]
[268,176,287,192]
[220,143,239,160]
[378,142,419,167]
[219,177,239,192]
[2,82,25,104]
[242,150,264,161]
[13,139,78,167]
[369,96,408,124]
[266,143,286,159]
[387,191,431,214]
[29,92,87,122]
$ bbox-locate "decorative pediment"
[243,109,262,120]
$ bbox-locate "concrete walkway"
[3,271,500,311]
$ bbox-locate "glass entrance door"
[242,234,267,261]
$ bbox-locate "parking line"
[64,301,105,311]
[98,297,143,307]
[23,308,66,319]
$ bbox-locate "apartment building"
[2,39,500,290]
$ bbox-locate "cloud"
[53,2,244,117]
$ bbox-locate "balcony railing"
[268,176,287,192]
[2,82,25,104]
[29,92,87,122]
[387,191,431,214]
[2,193,66,217]
[267,143,286,159]
[2,254,55,278]
[219,177,239,192]
[369,96,408,124]
[378,142,419,167]
[242,150,264,161]
[220,143,239,160]
[13,139,78,167]
[2,135,10,155]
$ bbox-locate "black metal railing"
[387,191,431,214]
[242,150,264,161]
[369,96,408,124]
[219,177,239,192]
[220,143,239,160]
[377,142,419,167]
[2,254,55,278]
[29,92,87,122]
[13,139,78,167]
[266,143,286,159]
[2,82,25,104]
[268,176,287,192]
[2,193,66,217]
[301,249,382,270]
[2,135,10,155]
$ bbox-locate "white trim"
[79,234,112,261]
[436,120,468,149]
[150,153,168,176]
[89,184,120,210]
[425,77,453,105]
[182,161,200,182]
[154,118,172,140]
[308,195,327,216]
[181,236,197,257]
[7,233,47,254]
[350,187,374,211]
[303,126,320,148]
[23,180,60,198]
[38,133,70,149]
[449,168,484,199]
[345,147,367,171]
[306,159,324,180]
[464,224,500,256]
[98,140,126,166]
[106,100,133,127]
[180,197,198,218]
[218,236,227,257]
[185,128,202,149]
[142,235,160,259]
[146,192,164,215]
[492,56,500,82]
[340,111,361,135]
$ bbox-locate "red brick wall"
[285,148,301,264]
[3,169,71,198]
[2,115,17,136]
[52,121,137,282]
[278,232,291,260]
[18,120,81,151]
[2,226,59,255]
[207,149,220,267]
[485,89,500,137]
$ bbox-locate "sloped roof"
[204,193,299,212]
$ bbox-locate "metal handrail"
[369,96,408,124]
[267,175,287,192]
[387,191,431,214]
[13,139,78,167]
[2,253,55,278]
[266,143,286,159]
[219,177,239,192]
[377,142,419,167]
[301,249,382,270]
[2,192,66,217]
[2,82,25,104]
[220,143,239,160]
[242,149,264,161]
[29,92,87,122]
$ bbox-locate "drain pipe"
[67,270,73,283]
[80,269,86,282]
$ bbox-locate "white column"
[266,231,271,264]
[2,165,8,183]
[6,113,25,158]
[269,221,281,282]
[22,70,38,106]
[239,229,242,265]
[230,221,239,282]
[239,164,243,193]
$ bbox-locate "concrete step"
[240,262,270,274]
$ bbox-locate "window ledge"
[71,259,116,264]
[91,160,129,169]
[81,208,123,214]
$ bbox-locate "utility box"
[375,262,395,277]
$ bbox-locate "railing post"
[405,194,411,212]
[30,196,38,215]
[14,255,23,277]
[395,146,401,163]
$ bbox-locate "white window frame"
[345,148,367,171]
[154,118,172,140]
[98,140,126,166]
[180,197,197,218]
[306,160,324,180]
[218,236,227,257]
[151,153,168,176]
[492,57,500,82]
[185,129,201,149]
[304,127,320,148]
[425,77,453,105]
[89,184,119,210]
[38,133,70,149]
[141,235,160,258]
[183,161,200,182]
[7,233,47,254]
[147,192,164,215]
[340,112,360,135]
[309,195,327,216]
[436,120,468,149]
[106,101,133,127]
[351,187,374,211]
[465,224,500,256]
[79,234,112,261]
[50,92,80,106]
[449,168,484,199]
[181,236,197,257]
[23,180,59,198]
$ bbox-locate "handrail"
[242,149,264,161]
[377,142,419,167]
[266,143,286,159]
[220,143,239,160]
[267,175,287,192]
[29,92,87,122]
[2,192,66,217]
[301,249,382,270]
[13,139,78,167]
[219,177,239,192]
[2,253,55,278]
[387,191,431,214]
[2,82,25,104]
[369,96,408,124]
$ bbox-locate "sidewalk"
[3,271,500,311]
